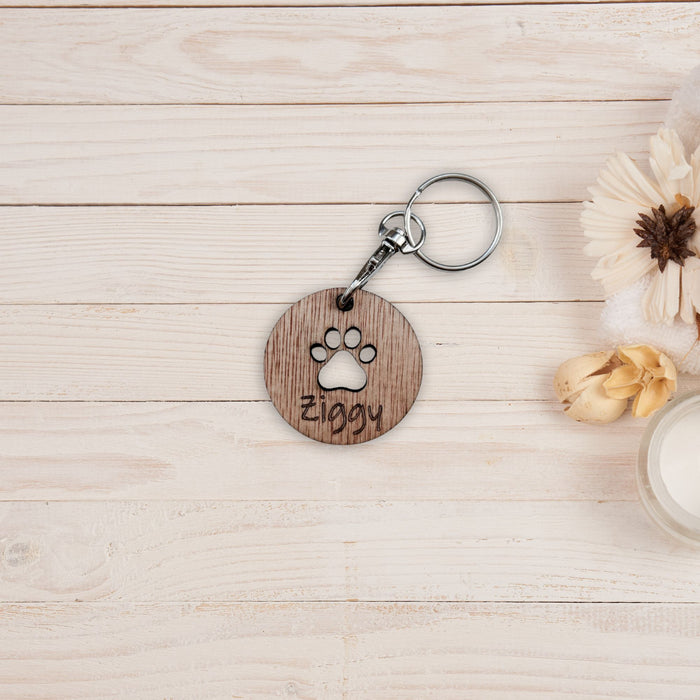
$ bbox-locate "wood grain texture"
[0,6,697,104]
[265,288,422,444]
[2,602,700,699]
[0,101,667,204]
[0,302,613,401]
[2,500,700,602]
[0,400,643,502]
[0,0,688,6]
[2,0,697,691]
[0,204,600,304]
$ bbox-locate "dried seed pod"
[554,350,618,402]
[554,350,627,424]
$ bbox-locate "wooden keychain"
[264,173,503,445]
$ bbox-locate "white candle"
[658,406,700,518]
[638,392,700,545]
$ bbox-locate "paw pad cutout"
[311,327,376,391]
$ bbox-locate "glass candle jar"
[638,391,700,545]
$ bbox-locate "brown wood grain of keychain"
[265,173,503,444]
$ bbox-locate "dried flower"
[554,345,677,423]
[604,344,677,417]
[553,350,627,424]
[582,128,700,326]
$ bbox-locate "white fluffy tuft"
[600,277,700,374]
[665,64,700,153]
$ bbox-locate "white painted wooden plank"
[1,500,699,602]
[0,204,599,303]
[0,2,690,691]
[0,302,604,400]
[0,400,641,502]
[2,602,700,699]
[0,0,685,6]
[0,7,695,103]
[0,102,666,204]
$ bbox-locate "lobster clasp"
[337,213,427,310]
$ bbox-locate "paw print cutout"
[310,327,377,392]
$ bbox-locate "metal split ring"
[338,172,503,310]
[403,172,503,271]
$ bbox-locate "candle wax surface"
[659,406,700,518]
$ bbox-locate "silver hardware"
[404,172,503,271]
[338,172,503,309]
[337,212,426,310]
[377,210,426,254]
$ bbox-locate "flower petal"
[649,128,694,203]
[680,257,700,324]
[583,196,652,226]
[631,377,671,418]
[657,352,678,388]
[581,198,650,252]
[616,344,663,369]
[692,145,700,207]
[592,152,663,207]
[589,242,656,296]
[603,364,643,399]
[642,263,681,325]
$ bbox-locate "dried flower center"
[634,203,697,273]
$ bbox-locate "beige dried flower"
[582,128,700,326]
[553,350,627,424]
[604,344,677,417]
[554,344,677,423]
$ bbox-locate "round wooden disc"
[264,287,422,444]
